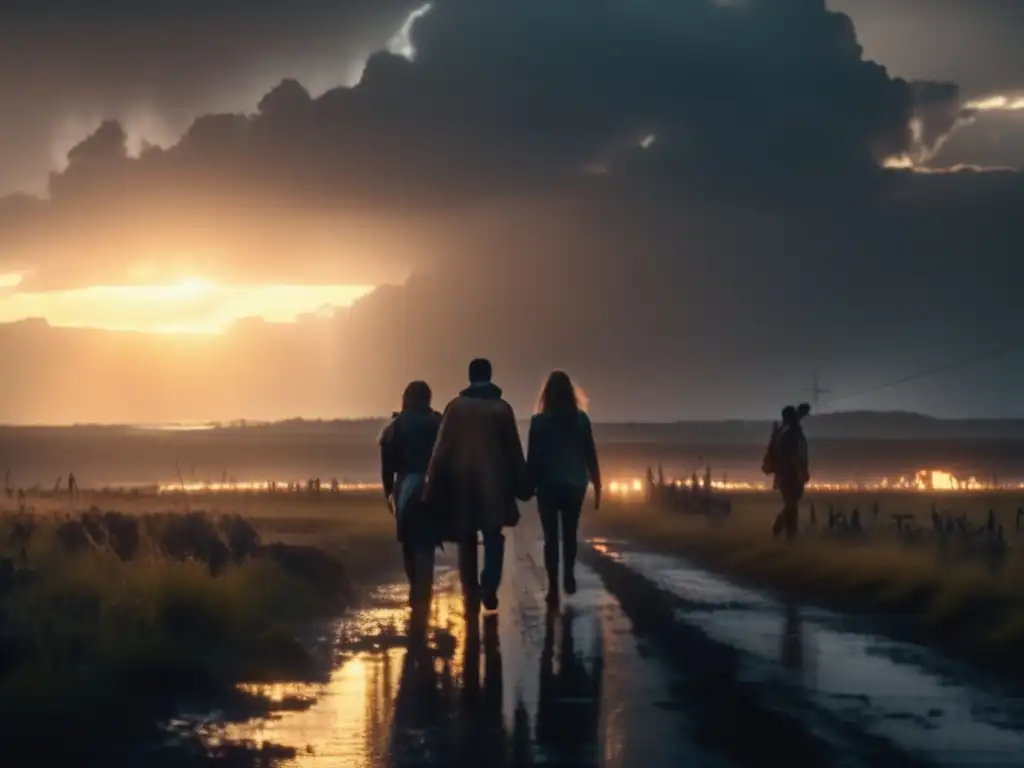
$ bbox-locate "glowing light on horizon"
[0,279,376,334]
[157,480,380,494]
[603,468,1013,495]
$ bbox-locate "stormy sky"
[0,0,1023,423]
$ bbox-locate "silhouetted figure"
[769,404,811,540]
[527,370,602,607]
[331,477,339,493]
[67,472,78,500]
[425,358,530,614]
[380,381,443,607]
[314,477,321,496]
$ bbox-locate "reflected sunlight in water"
[225,575,472,766]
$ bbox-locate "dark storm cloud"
[1,0,1024,419]
[0,0,418,194]
[0,0,974,286]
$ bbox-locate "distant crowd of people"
[378,358,601,613]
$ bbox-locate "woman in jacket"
[527,370,602,607]
[379,380,443,607]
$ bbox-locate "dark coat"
[379,407,442,546]
[423,383,530,540]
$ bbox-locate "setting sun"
[0,274,375,334]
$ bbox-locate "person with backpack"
[379,380,443,608]
[766,403,811,539]
[527,370,602,608]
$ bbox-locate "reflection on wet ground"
[592,541,1024,766]
[216,522,703,767]
[191,524,1024,767]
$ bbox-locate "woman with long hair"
[379,380,443,607]
[526,370,602,607]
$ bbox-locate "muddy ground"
[156,506,1024,767]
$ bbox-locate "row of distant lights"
[605,469,1023,494]
[155,470,1021,495]
[157,481,380,494]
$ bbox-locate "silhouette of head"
[782,405,798,424]
[796,402,811,420]
[402,380,432,411]
[537,370,587,418]
[468,358,492,384]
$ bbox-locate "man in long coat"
[424,358,530,613]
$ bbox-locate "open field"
[4,421,1024,488]
[585,491,1024,675]
[0,491,397,759]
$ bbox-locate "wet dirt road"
[215,513,1024,767]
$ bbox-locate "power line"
[818,339,1024,409]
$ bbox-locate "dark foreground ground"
[168,507,1024,768]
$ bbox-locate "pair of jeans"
[537,485,586,579]
[459,529,505,596]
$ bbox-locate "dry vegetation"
[586,491,1024,672]
[0,490,397,755]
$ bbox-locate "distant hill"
[591,411,1024,443]
[8,410,1024,444]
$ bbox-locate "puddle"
[599,543,1024,766]
[204,547,609,767]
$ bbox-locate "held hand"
[385,493,396,516]
[593,485,602,511]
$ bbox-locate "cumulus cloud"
[0,0,1022,419]
[0,0,419,194]
[0,0,981,285]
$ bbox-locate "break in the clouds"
[1,0,1024,420]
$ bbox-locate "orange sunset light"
[0,274,376,334]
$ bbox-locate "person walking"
[768,403,811,539]
[527,370,602,607]
[379,381,443,607]
[424,358,530,614]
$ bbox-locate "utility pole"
[804,370,831,408]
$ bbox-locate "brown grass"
[0,490,400,753]
[585,491,1024,670]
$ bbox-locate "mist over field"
[5,412,1024,487]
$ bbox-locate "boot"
[563,569,577,596]
[546,570,560,608]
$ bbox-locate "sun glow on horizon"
[0,277,376,334]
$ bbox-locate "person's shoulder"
[578,410,592,427]
[440,396,463,414]
[378,416,398,445]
